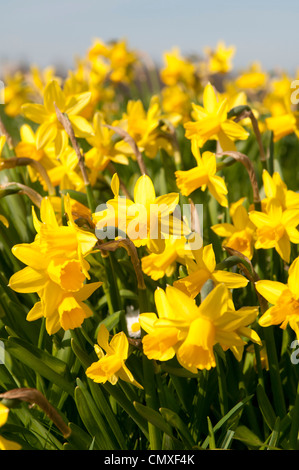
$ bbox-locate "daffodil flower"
[262,169,299,211]
[113,96,172,159]
[21,79,94,154]
[235,62,267,91]
[249,198,299,263]
[141,236,194,281]
[204,41,235,75]
[212,199,256,259]
[256,256,299,338]
[139,284,261,372]
[175,143,228,206]
[173,243,248,299]
[93,173,179,254]
[184,82,249,151]
[160,47,196,87]
[85,111,129,184]
[46,145,85,192]
[86,324,143,388]
[9,196,101,334]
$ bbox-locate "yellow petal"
[275,231,290,263]
[142,328,179,361]
[111,173,120,197]
[202,244,216,272]
[134,174,156,208]
[208,175,228,207]
[287,257,299,299]
[199,283,229,321]
[165,285,199,321]
[36,122,57,149]
[65,92,91,115]
[212,270,248,288]
[211,223,236,238]
[68,115,94,138]
[138,312,158,334]
[9,267,47,293]
[27,301,44,322]
[255,280,288,304]
[203,83,218,114]
[21,103,50,124]
[0,403,9,427]
[0,215,9,228]
[173,269,210,299]
[44,80,65,113]
[110,332,129,360]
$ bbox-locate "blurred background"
[1,0,299,74]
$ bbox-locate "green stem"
[215,350,228,416]
[263,326,286,418]
[142,355,161,449]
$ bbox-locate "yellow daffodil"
[93,173,179,254]
[21,79,94,155]
[85,111,129,184]
[87,38,137,84]
[261,169,299,211]
[141,235,194,280]
[265,111,299,142]
[46,145,85,192]
[235,62,267,91]
[175,143,228,206]
[173,243,248,299]
[86,324,143,388]
[9,196,100,334]
[211,198,256,259]
[114,96,172,160]
[249,198,299,263]
[139,284,261,372]
[184,82,249,151]
[256,256,299,338]
[263,73,293,118]
[4,71,32,117]
[15,124,58,186]
[263,76,299,142]
[204,41,235,75]
[30,65,61,96]
[160,47,195,87]
[0,403,21,450]
[161,84,192,124]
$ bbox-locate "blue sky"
[1,0,299,74]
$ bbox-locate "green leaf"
[4,337,74,396]
[256,383,277,431]
[75,379,118,450]
[201,395,253,449]
[160,407,195,448]
[233,425,264,448]
[88,378,127,450]
[207,416,216,449]
[134,401,182,447]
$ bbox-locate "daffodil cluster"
[1,36,299,391]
